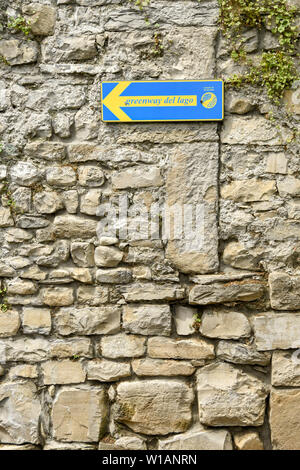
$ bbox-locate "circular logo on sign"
[201,92,217,109]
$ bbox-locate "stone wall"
[0,0,299,451]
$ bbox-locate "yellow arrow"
[102,81,132,122]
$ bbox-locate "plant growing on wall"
[218,0,299,103]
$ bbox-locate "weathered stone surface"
[266,152,288,174]
[46,167,76,187]
[196,363,267,426]
[270,389,300,450]
[42,360,86,385]
[148,336,215,360]
[42,36,97,62]
[221,179,276,202]
[132,358,195,376]
[6,279,37,295]
[174,305,196,336]
[68,143,104,162]
[122,283,185,302]
[216,341,271,366]
[0,310,20,337]
[0,382,41,444]
[165,143,219,274]
[49,338,92,359]
[94,246,123,267]
[277,176,300,197]
[9,364,38,379]
[158,425,232,450]
[221,116,293,145]
[253,313,300,350]
[234,431,264,450]
[78,166,105,187]
[52,387,108,442]
[200,308,251,340]
[22,307,51,335]
[77,285,109,305]
[112,167,162,189]
[123,304,171,336]
[0,208,14,227]
[0,40,38,65]
[41,287,74,306]
[86,359,131,382]
[24,141,66,161]
[54,306,120,335]
[96,267,132,284]
[71,242,94,267]
[222,241,259,270]
[272,350,300,387]
[269,272,300,310]
[10,162,41,186]
[23,3,56,36]
[190,279,264,304]
[80,188,102,215]
[226,93,255,114]
[33,191,63,214]
[114,380,194,435]
[53,214,97,238]
[101,333,146,358]
[6,228,33,243]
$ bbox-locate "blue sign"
[101,80,224,122]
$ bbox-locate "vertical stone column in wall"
[165,140,219,274]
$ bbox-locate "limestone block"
[114,379,194,435]
[196,363,267,426]
[22,307,51,335]
[216,341,271,366]
[78,166,105,187]
[221,179,276,202]
[53,214,97,238]
[253,313,300,350]
[174,305,195,336]
[54,306,120,335]
[41,287,74,307]
[221,116,293,145]
[132,358,195,376]
[122,283,185,302]
[272,350,300,386]
[46,166,76,187]
[52,387,108,442]
[42,360,86,385]
[24,141,66,161]
[269,272,300,310]
[86,359,131,382]
[148,336,215,360]
[190,278,264,304]
[0,382,41,444]
[200,308,251,340]
[94,246,123,267]
[33,191,63,214]
[123,304,171,336]
[112,167,162,189]
[234,431,264,450]
[96,267,132,284]
[270,389,300,449]
[23,3,56,36]
[0,309,20,337]
[158,425,232,450]
[42,36,97,62]
[10,162,41,186]
[101,333,146,358]
[0,40,38,65]
[165,143,219,274]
